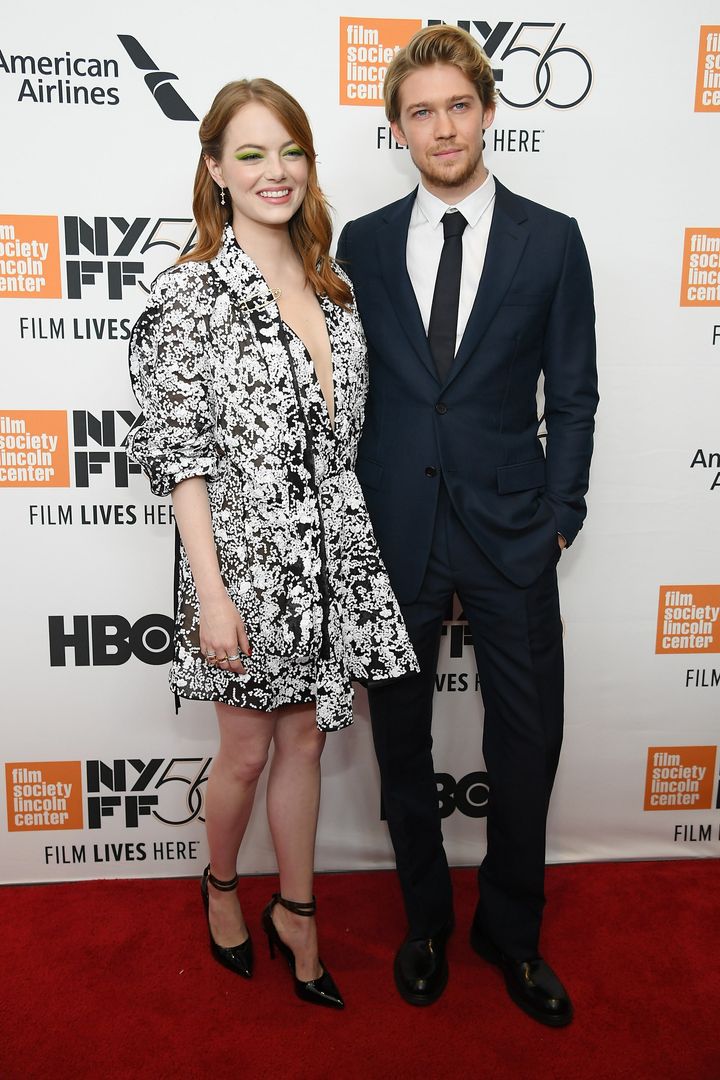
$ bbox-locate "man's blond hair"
[384,25,496,125]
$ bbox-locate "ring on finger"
[226,652,242,662]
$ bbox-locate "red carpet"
[1,860,717,1080]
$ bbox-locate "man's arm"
[541,217,599,547]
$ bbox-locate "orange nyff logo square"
[680,229,720,306]
[644,747,717,811]
[339,17,421,105]
[6,762,84,831]
[695,26,720,111]
[656,585,720,653]
[0,410,70,487]
[0,216,62,298]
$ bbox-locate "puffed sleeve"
[127,265,220,497]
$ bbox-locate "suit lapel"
[445,181,529,387]
[376,190,439,382]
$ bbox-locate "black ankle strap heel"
[261,892,344,1009]
[206,868,240,892]
[200,864,252,979]
[273,894,316,917]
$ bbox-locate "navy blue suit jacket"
[337,179,598,601]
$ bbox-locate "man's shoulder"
[495,179,576,231]
[342,190,416,238]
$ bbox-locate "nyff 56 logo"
[0,409,144,488]
[0,214,195,301]
[340,18,592,109]
[63,216,195,299]
[72,409,142,487]
[86,757,210,829]
[6,758,212,832]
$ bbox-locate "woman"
[127,79,418,1010]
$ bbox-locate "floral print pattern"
[127,226,418,730]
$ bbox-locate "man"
[337,25,597,1026]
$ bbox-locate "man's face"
[391,63,495,199]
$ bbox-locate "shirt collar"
[415,171,496,229]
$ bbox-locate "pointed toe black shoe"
[201,864,253,979]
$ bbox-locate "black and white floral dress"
[127,226,418,731]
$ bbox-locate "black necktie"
[428,210,468,382]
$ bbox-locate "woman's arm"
[172,476,250,673]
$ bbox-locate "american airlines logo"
[117,35,197,121]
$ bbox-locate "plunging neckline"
[281,316,336,433]
[216,228,336,430]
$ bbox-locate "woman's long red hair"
[179,79,351,309]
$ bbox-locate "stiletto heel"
[201,864,253,978]
[261,893,344,1009]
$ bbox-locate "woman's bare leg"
[204,701,274,946]
[266,702,326,980]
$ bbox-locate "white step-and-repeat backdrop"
[2,2,719,883]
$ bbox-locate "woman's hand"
[200,589,251,674]
[170,478,251,675]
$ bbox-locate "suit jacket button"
[435,403,448,414]
[424,466,438,478]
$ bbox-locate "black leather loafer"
[394,920,454,1006]
[470,923,573,1027]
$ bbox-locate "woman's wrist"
[196,578,230,606]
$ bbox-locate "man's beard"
[418,142,484,189]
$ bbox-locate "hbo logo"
[48,614,173,666]
[436,771,489,819]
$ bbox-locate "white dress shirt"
[406,172,496,354]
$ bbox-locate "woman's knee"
[215,736,271,784]
[214,705,274,783]
[274,724,326,767]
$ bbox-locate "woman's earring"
[220,186,226,206]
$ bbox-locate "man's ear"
[390,120,407,147]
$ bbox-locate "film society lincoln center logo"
[0,411,69,486]
[340,17,420,103]
[6,762,83,831]
[644,746,717,811]
[695,25,720,111]
[655,586,720,654]
[681,25,720,310]
[1,409,149,490]
[0,216,61,296]
[680,228,720,307]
